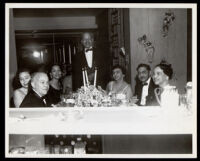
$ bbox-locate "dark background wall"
[102,135,192,154]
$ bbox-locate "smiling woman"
[106,65,133,100]
[45,64,63,106]
[12,68,31,107]
[152,61,179,107]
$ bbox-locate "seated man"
[134,63,159,106]
[20,72,50,107]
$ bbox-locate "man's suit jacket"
[20,89,48,107]
[134,78,159,106]
[72,46,109,91]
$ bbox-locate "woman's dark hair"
[112,65,126,75]
[49,64,62,72]
[155,60,173,79]
[12,68,31,90]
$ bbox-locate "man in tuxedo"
[134,64,159,106]
[20,72,50,107]
[72,32,109,91]
[71,33,104,152]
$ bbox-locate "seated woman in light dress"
[13,68,31,107]
[106,65,133,100]
[152,60,179,106]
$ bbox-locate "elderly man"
[134,63,158,106]
[20,72,49,107]
[72,32,109,91]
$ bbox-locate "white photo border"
[5,3,197,158]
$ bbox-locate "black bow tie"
[41,96,47,100]
[142,82,148,86]
[85,48,93,52]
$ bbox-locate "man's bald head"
[31,72,49,97]
[81,32,94,48]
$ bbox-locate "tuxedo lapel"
[82,50,87,66]
[148,79,154,95]
[135,82,143,100]
[92,48,97,67]
[146,78,159,106]
[148,78,158,95]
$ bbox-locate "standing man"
[72,32,109,91]
[134,64,159,106]
[20,72,50,107]
[72,33,104,153]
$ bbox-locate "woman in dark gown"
[46,64,63,106]
[45,64,63,145]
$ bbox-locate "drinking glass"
[130,96,139,105]
[179,94,187,107]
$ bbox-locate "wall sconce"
[120,47,126,56]
[138,34,155,63]
[162,11,175,37]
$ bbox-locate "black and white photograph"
[5,3,197,158]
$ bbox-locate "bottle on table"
[74,137,86,154]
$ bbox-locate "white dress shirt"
[140,78,151,105]
[85,48,93,68]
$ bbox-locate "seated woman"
[13,68,31,107]
[106,65,133,100]
[46,64,63,106]
[152,60,179,106]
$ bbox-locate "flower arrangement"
[72,85,111,107]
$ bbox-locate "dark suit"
[45,85,62,106]
[20,89,49,107]
[72,46,109,91]
[134,78,159,106]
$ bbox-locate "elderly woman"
[46,64,63,106]
[152,60,178,106]
[13,68,31,107]
[106,65,133,100]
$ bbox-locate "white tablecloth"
[8,106,195,135]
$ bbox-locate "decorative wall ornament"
[138,34,155,63]
[162,11,175,37]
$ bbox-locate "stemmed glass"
[179,93,192,115]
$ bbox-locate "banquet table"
[7,106,195,154]
[8,106,194,135]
